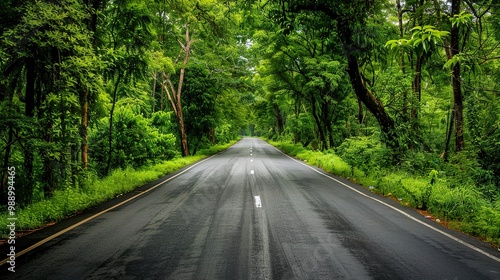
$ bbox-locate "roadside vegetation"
[269,139,500,248]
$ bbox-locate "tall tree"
[99,0,154,174]
[450,0,465,152]
[1,0,103,198]
[162,24,193,157]
[267,0,399,148]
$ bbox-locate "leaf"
[443,55,460,70]
[385,40,398,47]
[422,41,429,53]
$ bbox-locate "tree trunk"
[81,89,89,170]
[209,128,215,144]
[396,0,406,74]
[105,73,122,175]
[1,128,14,204]
[451,0,465,151]
[177,104,190,157]
[162,24,192,157]
[176,26,191,157]
[321,98,331,149]
[24,58,36,202]
[356,95,363,125]
[273,103,284,134]
[411,54,423,120]
[152,70,157,112]
[441,109,455,161]
[310,93,327,150]
[294,98,300,144]
[337,19,398,148]
[42,120,54,198]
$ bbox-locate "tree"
[1,0,102,198]
[182,63,218,154]
[162,24,193,157]
[450,0,465,152]
[99,0,155,174]
[265,0,400,149]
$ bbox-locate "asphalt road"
[1,138,499,279]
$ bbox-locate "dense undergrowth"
[0,141,237,238]
[269,138,500,248]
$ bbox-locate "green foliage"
[450,12,473,28]
[336,136,390,175]
[386,25,449,54]
[150,111,177,134]
[470,205,500,245]
[89,107,177,175]
[271,141,352,177]
[286,113,315,146]
[182,64,218,152]
[428,184,483,221]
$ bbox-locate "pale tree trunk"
[162,24,192,157]
[396,0,405,74]
[411,0,424,122]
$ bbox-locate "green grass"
[0,140,237,237]
[268,140,500,247]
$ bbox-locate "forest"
[1,1,499,245]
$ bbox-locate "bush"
[470,205,500,246]
[336,136,390,176]
[89,107,178,175]
[399,150,442,176]
[428,184,484,221]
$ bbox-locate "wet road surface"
[1,138,499,279]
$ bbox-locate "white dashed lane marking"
[254,196,262,208]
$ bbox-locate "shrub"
[336,136,390,176]
[399,150,442,176]
[89,107,177,175]
[428,184,484,221]
[470,206,500,246]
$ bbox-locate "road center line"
[250,170,254,175]
[254,196,262,208]
[270,144,500,263]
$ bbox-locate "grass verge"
[0,140,237,238]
